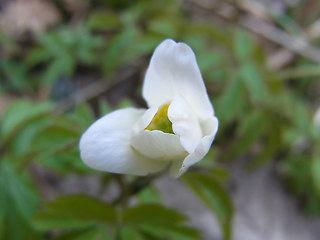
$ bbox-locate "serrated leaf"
[183,173,233,240]
[34,194,117,230]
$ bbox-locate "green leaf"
[124,34,163,62]
[210,166,230,183]
[148,19,177,38]
[198,53,225,74]
[123,203,186,226]
[183,173,233,240]
[88,11,122,31]
[68,104,95,128]
[117,99,134,109]
[0,160,40,240]
[247,111,282,169]
[216,74,245,123]
[29,118,84,172]
[38,32,66,57]
[2,105,87,171]
[136,186,162,204]
[10,115,51,157]
[0,60,29,90]
[311,156,320,196]
[238,63,268,102]
[280,155,320,215]
[140,225,201,240]
[43,57,74,84]
[187,23,232,49]
[26,46,52,67]
[223,111,265,160]
[32,122,80,147]
[119,227,145,240]
[5,108,88,173]
[0,101,53,143]
[122,204,201,240]
[103,28,139,76]
[77,27,104,65]
[34,194,117,230]
[234,30,253,60]
[52,226,110,240]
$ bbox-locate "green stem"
[112,171,163,206]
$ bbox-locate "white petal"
[169,117,219,177]
[79,108,167,175]
[168,95,202,153]
[132,107,158,135]
[131,130,188,160]
[143,39,214,119]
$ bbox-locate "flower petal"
[168,95,202,153]
[79,108,167,175]
[132,107,158,135]
[169,116,219,177]
[131,130,188,160]
[143,39,214,118]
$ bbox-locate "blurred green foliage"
[1,0,320,240]
[0,161,40,240]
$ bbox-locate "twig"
[235,0,320,68]
[277,65,320,80]
[111,171,164,206]
[241,15,320,62]
[55,61,142,113]
[187,0,320,69]
[55,80,109,113]
[307,19,320,40]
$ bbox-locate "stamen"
[145,103,174,134]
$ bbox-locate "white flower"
[79,39,218,177]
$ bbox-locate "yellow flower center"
[145,103,174,134]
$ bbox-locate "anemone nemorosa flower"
[79,39,218,177]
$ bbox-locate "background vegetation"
[1,0,320,239]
